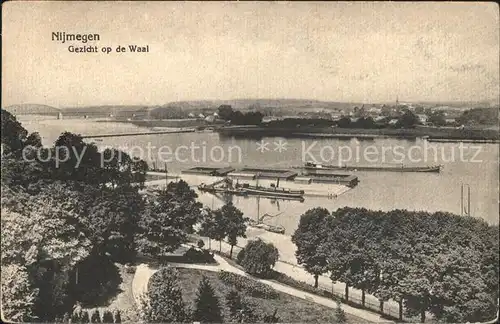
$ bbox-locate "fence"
[190,234,426,322]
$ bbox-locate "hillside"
[60,105,149,117]
[162,99,365,111]
[3,104,60,115]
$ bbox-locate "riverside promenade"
[132,245,391,323]
[195,230,409,322]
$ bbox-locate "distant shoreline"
[215,125,499,142]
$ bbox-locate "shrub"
[225,289,243,320]
[197,239,205,249]
[238,239,279,277]
[71,310,81,323]
[90,309,101,323]
[62,312,70,323]
[261,308,280,323]
[125,265,136,274]
[101,309,114,323]
[113,309,122,323]
[81,310,91,323]
[75,255,122,306]
[335,301,347,323]
[217,271,279,299]
[236,248,245,264]
[184,247,216,264]
[270,270,339,301]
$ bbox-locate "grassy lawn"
[175,268,370,323]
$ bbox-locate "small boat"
[302,162,442,173]
[246,220,285,234]
[197,183,247,195]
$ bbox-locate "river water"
[96,131,499,232]
[21,119,498,232]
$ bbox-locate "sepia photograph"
[1,1,499,323]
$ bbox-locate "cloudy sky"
[2,1,499,107]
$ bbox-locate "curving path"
[131,252,392,323]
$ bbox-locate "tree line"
[217,105,264,125]
[292,207,499,323]
[0,109,205,321]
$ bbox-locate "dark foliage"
[218,271,279,299]
[146,267,188,323]
[101,310,114,323]
[295,206,500,323]
[192,276,223,323]
[90,309,101,323]
[238,239,279,277]
[70,255,122,307]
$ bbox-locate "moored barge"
[300,162,441,173]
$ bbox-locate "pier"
[81,128,195,139]
[146,164,357,200]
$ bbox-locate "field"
[174,267,369,323]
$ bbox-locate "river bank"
[217,125,500,141]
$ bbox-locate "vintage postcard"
[1,1,499,323]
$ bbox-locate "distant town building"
[57,112,63,120]
[417,114,428,124]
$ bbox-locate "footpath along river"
[24,119,499,234]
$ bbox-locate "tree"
[145,268,188,323]
[428,111,446,126]
[396,110,419,128]
[199,207,227,252]
[1,108,28,153]
[1,185,92,320]
[456,107,499,126]
[219,203,247,258]
[324,208,372,302]
[52,132,102,185]
[101,310,114,323]
[218,105,234,120]
[1,264,38,322]
[193,276,223,323]
[100,148,148,188]
[136,180,202,259]
[334,302,347,324]
[198,208,217,249]
[239,239,279,277]
[226,290,243,321]
[76,185,144,262]
[292,207,330,288]
[336,117,351,128]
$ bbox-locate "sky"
[2,1,499,108]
